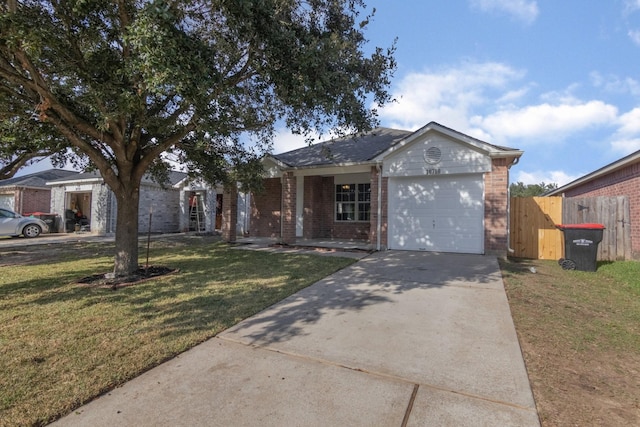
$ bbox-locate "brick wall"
[303,176,331,238]
[281,172,296,244]
[369,167,388,249]
[484,158,510,256]
[308,175,370,241]
[0,187,51,214]
[19,188,52,214]
[222,184,238,242]
[138,184,181,233]
[560,162,640,256]
[263,173,373,242]
[250,178,281,237]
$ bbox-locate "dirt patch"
[500,258,640,427]
[77,266,179,289]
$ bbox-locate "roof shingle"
[272,127,412,167]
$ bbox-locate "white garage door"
[0,194,14,211]
[388,174,484,253]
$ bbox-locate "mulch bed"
[77,266,178,289]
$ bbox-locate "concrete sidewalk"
[52,251,539,426]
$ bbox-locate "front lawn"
[500,258,640,426]
[0,235,355,426]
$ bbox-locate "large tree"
[0,0,396,276]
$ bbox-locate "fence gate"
[562,196,631,261]
[510,197,563,259]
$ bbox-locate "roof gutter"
[506,156,520,255]
[45,178,103,186]
[376,162,382,251]
[272,160,379,172]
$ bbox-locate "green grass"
[0,236,356,426]
[502,259,640,353]
[500,258,640,425]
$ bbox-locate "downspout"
[280,174,284,244]
[507,156,520,254]
[18,186,24,214]
[376,163,382,251]
[244,193,250,236]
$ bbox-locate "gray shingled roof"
[0,169,79,188]
[272,127,412,167]
[47,170,188,187]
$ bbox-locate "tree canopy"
[510,181,558,197]
[0,0,396,275]
[0,89,68,180]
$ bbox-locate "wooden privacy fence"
[509,196,632,261]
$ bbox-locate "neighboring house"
[47,171,220,235]
[223,122,523,256]
[0,169,79,214]
[546,149,640,258]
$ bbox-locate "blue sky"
[18,0,640,186]
[274,0,640,185]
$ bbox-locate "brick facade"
[243,124,518,254]
[281,172,296,244]
[251,174,371,242]
[484,158,510,256]
[248,160,512,254]
[138,184,181,233]
[250,178,282,238]
[0,187,51,214]
[369,167,389,249]
[222,184,238,242]
[303,176,331,238]
[559,161,640,257]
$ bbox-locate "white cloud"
[617,107,640,135]
[624,0,640,14]
[515,170,581,187]
[608,107,640,154]
[271,130,308,154]
[496,87,531,104]
[472,101,618,144]
[378,62,622,148]
[591,71,640,96]
[270,128,342,154]
[628,29,640,45]
[378,62,525,132]
[469,0,539,25]
[610,138,640,154]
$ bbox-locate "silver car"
[0,208,49,238]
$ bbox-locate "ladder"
[189,194,205,232]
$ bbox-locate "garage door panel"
[389,175,484,253]
[0,195,14,210]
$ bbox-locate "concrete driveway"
[52,251,540,426]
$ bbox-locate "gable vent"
[424,146,442,165]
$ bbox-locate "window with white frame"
[335,183,371,221]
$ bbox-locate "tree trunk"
[113,185,141,277]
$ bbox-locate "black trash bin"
[27,212,60,233]
[556,223,605,271]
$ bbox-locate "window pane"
[336,183,370,221]
[358,203,371,221]
[336,202,355,221]
[358,184,371,201]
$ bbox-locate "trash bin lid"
[556,223,605,230]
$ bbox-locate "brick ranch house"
[222,122,523,256]
[0,169,79,214]
[47,171,220,234]
[547,149,640,258]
